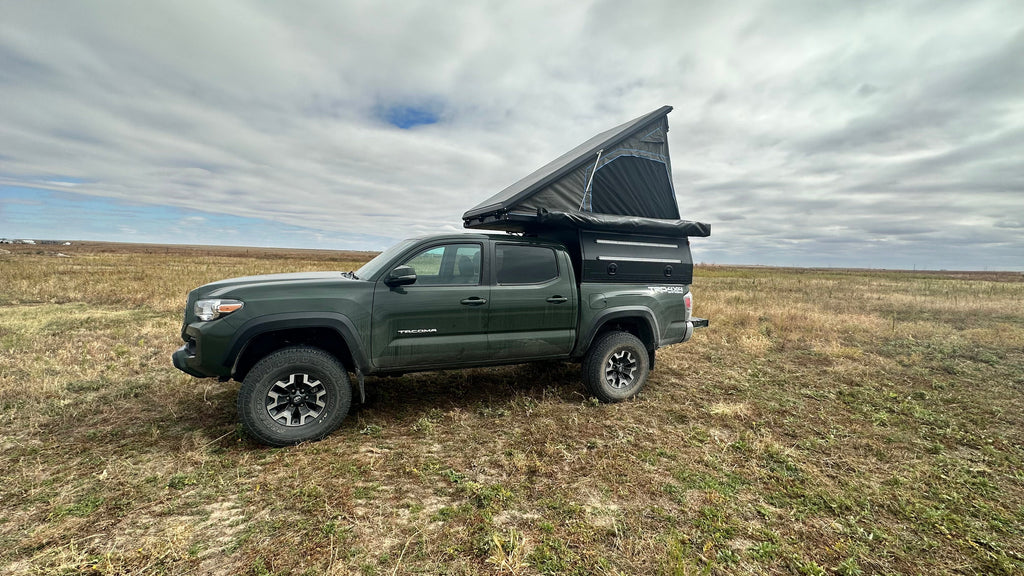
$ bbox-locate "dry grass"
[1,243,1022,575]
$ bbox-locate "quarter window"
[496,245,558,285]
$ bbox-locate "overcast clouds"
[1,0,1022,269]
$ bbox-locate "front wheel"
[237,346,351,447]
[582,331,650,402]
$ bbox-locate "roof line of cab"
[408,232,564,245]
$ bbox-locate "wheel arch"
[575,307,659,358]
[226,313,368,382]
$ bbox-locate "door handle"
[460,297,487,306]
[546,296,568,304]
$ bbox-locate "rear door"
[371,242,490,369]
[487,242,577,360]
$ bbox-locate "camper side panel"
[579,230,693,285]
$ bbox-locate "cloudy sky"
[1,1,1022,270]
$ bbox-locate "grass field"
[1,242,1022,575]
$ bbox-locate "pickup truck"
[173,105,711,446]
[172,231,707,446]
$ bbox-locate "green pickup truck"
[172,106,711,446]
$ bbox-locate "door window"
[402,243,481,285]
[496,245,558,285]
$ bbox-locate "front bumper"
[172,318,238,379]
[172,344,210,378]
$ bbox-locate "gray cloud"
[1,0,1022,269]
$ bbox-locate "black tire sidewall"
[238,346,351,446]
[584,332,650,402]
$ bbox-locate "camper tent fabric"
[538,210,710,237]
[523,115,679,219]
[463,106,679,221]
[463,106,709,237]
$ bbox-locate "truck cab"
[369,234,578,370]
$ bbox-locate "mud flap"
[355,368,366,403]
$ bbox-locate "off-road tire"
[237,346,351,447]
[583,331,650,402]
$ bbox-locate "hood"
[197,271,358,298]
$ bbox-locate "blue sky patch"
[0,186,395,250]
[381,104,441,129]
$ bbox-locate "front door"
[371,242,490,369]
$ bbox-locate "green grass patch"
[2,250,1023,574]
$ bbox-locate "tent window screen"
[590,156,679,219]
[496,245,558,285]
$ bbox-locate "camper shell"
[463,104,710,292]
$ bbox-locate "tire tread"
[237,345,351,447]
[582,331,650,403]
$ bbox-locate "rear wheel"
[237,346,351,446]
[583,331,650,402]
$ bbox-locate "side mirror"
[385,265,417,287]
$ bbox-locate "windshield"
[355,238,418,280]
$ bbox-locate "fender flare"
[574,307,660,357]
[225,312,369,374]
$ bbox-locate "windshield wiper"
[341,271,358,279]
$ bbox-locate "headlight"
[194,299,244,321]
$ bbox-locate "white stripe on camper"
[595,256,682,263]
[595,239,678,249]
